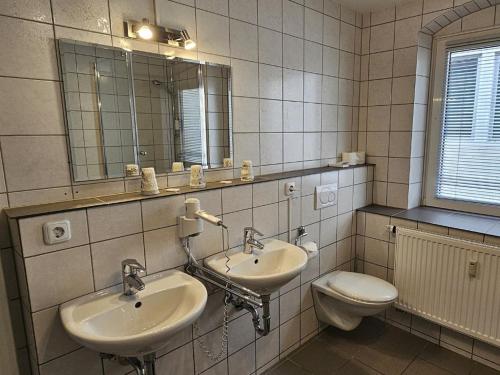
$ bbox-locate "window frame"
[424,28,500,217]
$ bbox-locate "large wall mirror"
[58,39,232,182]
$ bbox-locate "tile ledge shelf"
[5,164,372,219]
[357,204,500,238]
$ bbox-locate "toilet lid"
[326,271,398,303]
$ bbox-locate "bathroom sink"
[204,239,308,294]
[59,270,207,357]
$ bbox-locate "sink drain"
[254,259,259,264]
[134,302,142,308]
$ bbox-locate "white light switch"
[314,184,338,210]
[43,220,71,245]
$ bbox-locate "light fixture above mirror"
[124,19,196,50]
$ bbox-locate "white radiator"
[394,227,500,348]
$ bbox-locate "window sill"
[357,205,500,238]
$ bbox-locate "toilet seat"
[313,271,398,306]
[327,271,398,303]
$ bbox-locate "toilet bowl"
[312,271,398,331]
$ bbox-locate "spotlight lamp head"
[133,19,155,40]
[180,29,196,50]
[125,20,196,50]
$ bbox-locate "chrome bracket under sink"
[184,260,271,336]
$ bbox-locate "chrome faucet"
[122,259,146,296]
[243,227,265,254]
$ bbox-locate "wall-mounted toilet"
[312,271,398,331]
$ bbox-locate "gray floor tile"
[336,360,383,374]
[352,323,430,375]
[266,317,500,375]
[289,339,351,374]
[419,344,473,375]
[470,362,500,375]
[402,359,453,374]
[316,317,387,357]
[266,360,312,375]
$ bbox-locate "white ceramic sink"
[60,270,207,357]
[204,239,308,294]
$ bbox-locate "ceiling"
[334,0,415,13]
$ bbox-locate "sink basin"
[60,270,207,357]
[204,239,308,294]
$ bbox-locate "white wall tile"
[260,133,283,165]
[232,97,260,132]
[230,19,258,61]
[304,41,323,74]
[0,78,65,135]
[260,99,282,132]
[283,35,304,70]
[283,0,304,38]
[38,348,102,375]
[222,185,252,213]
[253,181,278,207]
[259,27,283,66]
[33,306,80,363]
[26,245,94,311]
[284,133,304,163]
[156,1,197,40]
[305,8,323,43]
[1,16,58,79]
[259,64,283,100]
[142,194,185,231]
[197,10,230,56]
[196,0,229,16]
[109,0,154,37]
[88,202,142,242]
[283,69,303,101]
[52,0,110,33]
[323,15,340,48]
[1,136,71,191]
[19,210,89,257]
[258,0,282,31]
[90,233,144,289]
[229,0,257,24]
[144,226,186,273]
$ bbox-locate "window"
[426,34,500,214]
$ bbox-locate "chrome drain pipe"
[227,294,271,336]
[126,357,145,375]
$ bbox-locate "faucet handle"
[244,226,263,237]
[122,258,146,274]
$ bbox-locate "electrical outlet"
[314,184,338,210]
[284,182,297,196]
[43,220,71,245]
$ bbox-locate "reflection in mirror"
[58,39,232,183]
[60,40,137,181]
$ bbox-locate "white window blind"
[437,43,500,205]
[180,88,203,164]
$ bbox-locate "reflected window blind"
[180,88,202,164]
[437,44,500,205]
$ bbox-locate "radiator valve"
[385,224,396,234]
[468,260,478,278]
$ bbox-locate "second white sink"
[204,239,308,294]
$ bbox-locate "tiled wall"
[358,0,500,209]
[356,210,500,371]
[0,1,362,372]
[0,0,363,208]
[10,166,373,374]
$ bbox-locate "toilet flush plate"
[315,184,338,210]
